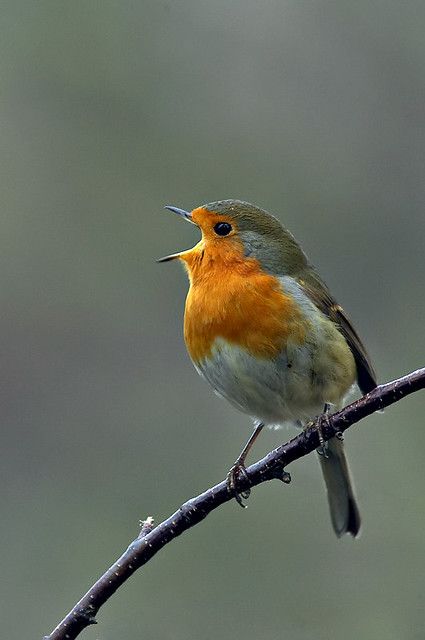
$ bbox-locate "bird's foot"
[315,411,331,458]
[316,441,329,458]
[226,461,251,508]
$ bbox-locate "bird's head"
[158,199,307,277]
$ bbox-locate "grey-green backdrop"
[1,2,424,639]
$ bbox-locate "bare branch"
[44,367,425,640]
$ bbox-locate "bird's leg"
[316,403,331,458]
[226,422,265,508]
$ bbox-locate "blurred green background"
[1,2,424,639]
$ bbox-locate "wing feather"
[297,269,377,394]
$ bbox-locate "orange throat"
[180,241,307,363]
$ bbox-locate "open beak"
[157,205,195,263]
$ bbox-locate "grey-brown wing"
[298,270,377,395]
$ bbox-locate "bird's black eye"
[213,222,232,236]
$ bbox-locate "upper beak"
[157,205,194,263]
[164,205,193,222]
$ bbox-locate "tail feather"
[317,436,361,538]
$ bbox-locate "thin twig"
[44,367,425,640]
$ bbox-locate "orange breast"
[181,242,308,363]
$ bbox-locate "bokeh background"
[1,2,424,639]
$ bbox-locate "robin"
[158,200,376,537]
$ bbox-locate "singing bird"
[159,200,376,537]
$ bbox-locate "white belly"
[195,332,354,425]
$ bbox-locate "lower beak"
[156,251,182,263]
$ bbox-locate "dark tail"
[317,436,361,538]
